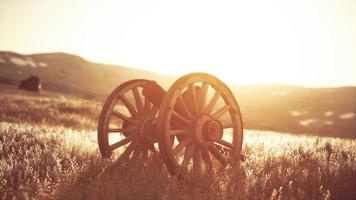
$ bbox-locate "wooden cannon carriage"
[97,73,243,176]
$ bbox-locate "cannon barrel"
[142,81,166,107]
[142,81,188,119]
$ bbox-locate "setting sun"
[1,0,356,87]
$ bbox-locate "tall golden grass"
[0,90,355,199]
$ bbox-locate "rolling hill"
[0,51,175,98]
[0,51,355,137]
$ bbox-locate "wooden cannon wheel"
[98,79,159,162]
[157,73,243,176]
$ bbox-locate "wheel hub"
[193,114,223,145]
[122,117,156,144]
[138,118,156,144]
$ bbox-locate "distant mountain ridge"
[0,51,176,98]
[1,51,355,138]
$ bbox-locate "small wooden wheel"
[98,79,159,162]
[157,73,243,176]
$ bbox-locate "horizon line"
[1,49,355,89]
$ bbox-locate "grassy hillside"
[1,51,355,137]
[0,51,175,98]
[235,84,356,137]
[0,87,355,199]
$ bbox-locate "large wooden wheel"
[157,73,243,176]
[98,79,159,162]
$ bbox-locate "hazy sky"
[1,0,355,87]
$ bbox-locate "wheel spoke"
[109,135,135,151]
[113,111,136,125]
[188,83,197,113]
[198,82,209,112]
[131,145,141,162]
[202,147,213,172]
[173,137,192,156]
[119,94,137,117]
[108,128,124,133]
[132,87,144,113]
[144,97,152,116]
[208,144,227,166]
[116,140,136,163]
[181,144,195,168]
[169,129,189,136]
[216,139,234,149]
[193,149,203,176]
[178,95,192,118]
[212,105,231,119]
[222,122,235,129]
[121,126,137,135]
[204,91,220,114]
[172,110,190,126]
[150,104,159,118]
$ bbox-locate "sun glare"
[0,0,355,86]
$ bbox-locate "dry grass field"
[1,89,355,200]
